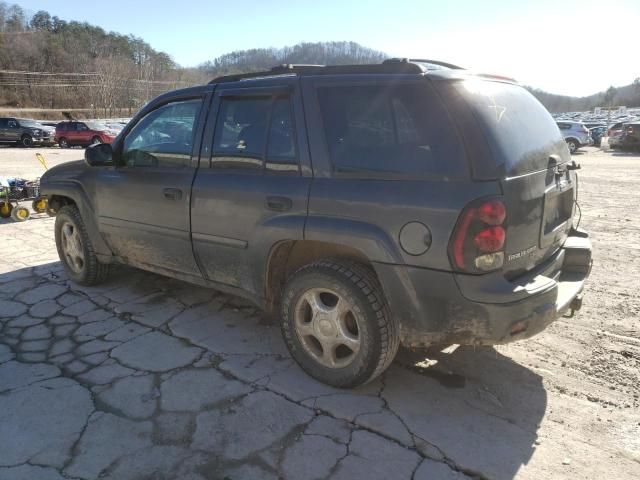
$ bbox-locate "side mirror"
[85,143,114,167]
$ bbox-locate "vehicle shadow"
[0,261,546,479]
[385,345,546,478]
[608,150,640,157]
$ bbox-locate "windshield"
[453,80,568,176]
[86,121,107,130]
[17,119,39,127]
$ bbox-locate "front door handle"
[266,196,292,212]
[163,188,182,201]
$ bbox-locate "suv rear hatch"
[441,78,576,278]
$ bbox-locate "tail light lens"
[449,197,507,273]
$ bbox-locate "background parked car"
[589,126,607,147]
[0,117,54,147]
[608,124,627,149]
[619,122,640,151]
[607,121,634,138]
[54,121,118,148]
[556,121,592,153]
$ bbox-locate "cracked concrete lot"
[1,147,639,479]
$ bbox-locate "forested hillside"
[1,1,638,117]
[527,81,640,113]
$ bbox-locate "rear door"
[445,79,576,277]
[190,79,311,295]
[94,93,209,278]
[0,119,8,141]
[301,76,496,272]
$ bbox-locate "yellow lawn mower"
[0,153,50,222]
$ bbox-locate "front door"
[5,119,21,142]
[95,96,207,279]
[191,81,311,296]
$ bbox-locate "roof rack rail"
[383,58,464,70]
[209,58,459,84]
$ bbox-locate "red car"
[54,121,117,148]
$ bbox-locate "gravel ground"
[0,146,84,178]
[0,145,638,480]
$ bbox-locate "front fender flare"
[42,180,114,260]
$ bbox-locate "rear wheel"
[280,259,399,388]
[566,139,579,154]
[0,202,13,218]
[58,138,69,148]
[55,205,110,285]
[32,196,48,214]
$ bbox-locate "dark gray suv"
[0,117,54,147]
[41,59,592,387]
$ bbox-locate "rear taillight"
[449,197,507,273]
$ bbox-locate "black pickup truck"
[41,60,592,387]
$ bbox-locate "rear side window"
[317,84,467,178]
[212,95,298,172]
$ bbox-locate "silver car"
[556,121,592,153]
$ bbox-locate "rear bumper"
[374,228,592,347]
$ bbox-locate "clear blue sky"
[15,0,640,96]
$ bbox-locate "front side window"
[317,84,466,177]
[123,99,202,168]
[8,119,18,128]
[212,95,298,172]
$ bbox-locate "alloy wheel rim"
[60,222,85,273]
[293,288,361,369]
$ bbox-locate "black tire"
[55,205,110,285]
[21,135,33,147]
[32,196,48,214]
[58,137,69,148]
[280,259,399,388]
[566,139,579,154]
[91,136,102,145]
[0,202,13,218]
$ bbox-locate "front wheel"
[91,136,102,145]
[21,135,33,147]
[55,205,110,285]
[58,138,69,148]
[11,206,30,222]
[280,259,399,388]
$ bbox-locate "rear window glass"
[317,83,467,179]
[454,80,566,176]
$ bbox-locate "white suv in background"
[556,121,593,153]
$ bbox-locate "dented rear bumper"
[374,229,592,347]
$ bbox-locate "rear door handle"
[266,196,292,212]
[163,188,182,201]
